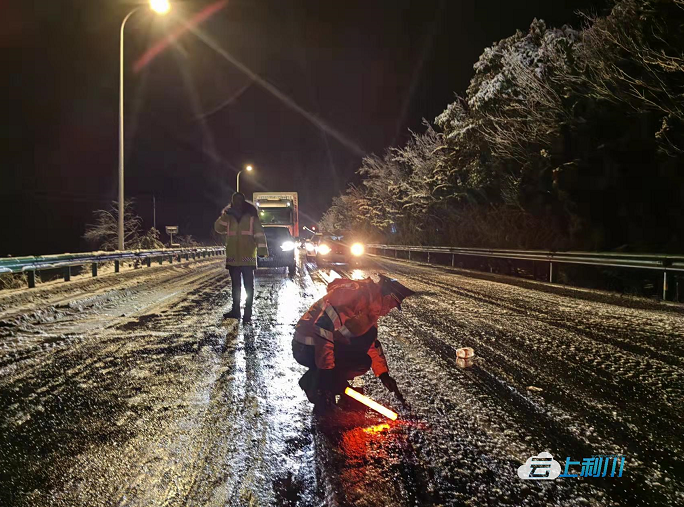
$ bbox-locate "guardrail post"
[451,254,455,267]
[27,270,36,289]
[91,263,98,277]
[169,255,173,264]
[549,262,553,283]
[147,257,151,267]
[394,249,397,258]
[185,253,189,261]
[408,250,411,261]
[663,271,668,301]
[64,267,71,282]
[114,260,120,273]
[427,252,430,264]
[158,257,162,265]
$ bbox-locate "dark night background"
[1,0,604,256]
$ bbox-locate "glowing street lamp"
[118,1,171,250]
[150,0,171,15]
[237,164,253,193]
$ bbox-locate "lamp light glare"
[150,0,171,15]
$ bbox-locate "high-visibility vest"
[294,278,389,376]
[214,211,268,267]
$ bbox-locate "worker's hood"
[326,277,384,316]
[222,201,258,218]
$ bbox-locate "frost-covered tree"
[321,0,684,252]
[136,228,164,250]
[176,235,199,248]
[84,200,142,251]
[580,0,684,156]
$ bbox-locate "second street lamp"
[118,1,171,251]
[236,165,253,194]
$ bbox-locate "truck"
[252,192,299,238]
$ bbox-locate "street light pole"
[118,0,170,251]
[119,8,139,251]
[236,164,253,194]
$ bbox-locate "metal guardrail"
[368,244,684,300]
[0,246,226,288]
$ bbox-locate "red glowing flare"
[344,387,398,421]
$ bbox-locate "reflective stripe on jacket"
[294,277,389,376]
[214,205,269,267]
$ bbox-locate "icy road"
[1,253,682,507]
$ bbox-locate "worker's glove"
[379,372,399,394]
[379,372,408,407]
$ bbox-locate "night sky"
[1,0,604,256]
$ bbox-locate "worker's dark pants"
[228,265,254,310]
[293,341,372,382]
[293,327,379,399]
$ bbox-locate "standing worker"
[214,192,269,322]
[292,274,415,414]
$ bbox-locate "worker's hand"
[379,372,409,407]
[379,372,398,394]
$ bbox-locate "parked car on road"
[315,234,366,266]
[304,233,322,263]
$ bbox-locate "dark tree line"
[321,0,684,252]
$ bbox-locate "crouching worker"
[292,274,415,414]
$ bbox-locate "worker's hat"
[378,274,415,310]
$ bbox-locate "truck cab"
[253,192,299,238]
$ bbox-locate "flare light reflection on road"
[344,387,398,421]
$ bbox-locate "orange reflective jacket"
[294,277,389,376]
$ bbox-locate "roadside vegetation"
[83,199,165,251]
[321,0,684,253]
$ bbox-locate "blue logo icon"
[519,453,625,480]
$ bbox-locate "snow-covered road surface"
[1,253,682,506]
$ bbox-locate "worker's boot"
[242,305,252,323]
[313,391,339,417]
[223,304,240,320]
[299,370,318,403]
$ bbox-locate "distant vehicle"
[253,192,299,238]
[315,233,366,266]
[257,226,297,277]
[304,233,322,262]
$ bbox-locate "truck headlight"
[351,243,365,256]
[281,241,296,251]
[318,244,331,255]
